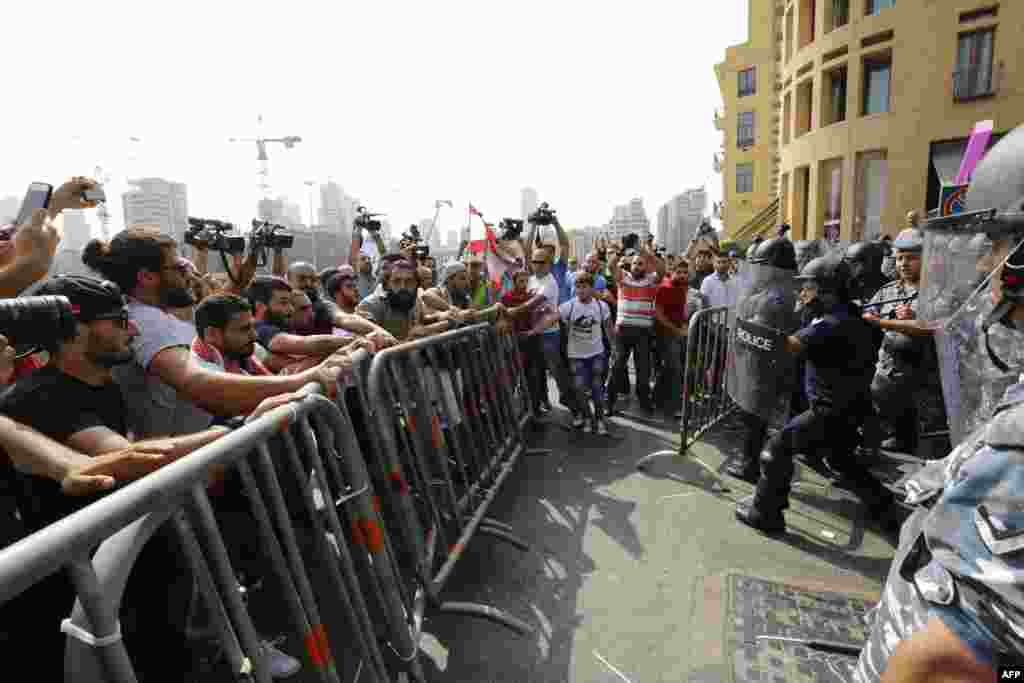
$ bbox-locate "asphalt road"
[416,403,895,683]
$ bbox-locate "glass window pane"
[864,62,890,114]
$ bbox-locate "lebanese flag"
[467,204,515,289]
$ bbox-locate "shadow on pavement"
[416,416,664,683]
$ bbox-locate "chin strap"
[983,299,1017,372]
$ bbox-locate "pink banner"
[956,119,994,184]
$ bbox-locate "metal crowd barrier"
[356,324,541,644]
[636,305,736,481]
[0,322,543,682]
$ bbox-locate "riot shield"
[920,217,1024,446]
[726,262,799,420]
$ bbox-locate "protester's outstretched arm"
[553,216,570,263]
[272,247,287,277]
[880,617,996,683]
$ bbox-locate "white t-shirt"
[529,272,561,334]
[559,298,610,359]
[113,300,213,438]
[700,272,739,309]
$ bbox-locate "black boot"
[735,497,786,534]
[725,458,760,484]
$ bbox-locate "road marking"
[593,650,634,683]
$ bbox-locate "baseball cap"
[35,275,126,321]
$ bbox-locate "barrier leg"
[64,557,139,683]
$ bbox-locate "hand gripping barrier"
[636,305,737,485]
[0,392,412,682]
[356,324,538,641]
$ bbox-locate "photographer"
[82,228,347,436]
[349,219,387,300]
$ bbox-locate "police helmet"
[745,242,759,260]
[793,255,852,297]
[749,237,797,271]
[965,125,1024,233]
[892,228,924,252]
[845,241,880,264]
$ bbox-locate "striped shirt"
[616,271,659,328]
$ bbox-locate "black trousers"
[608,326,652,405]
[871,370,920,447]
[754,399,893,514]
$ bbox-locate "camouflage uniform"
[866,280,941,449]
[856,382,1024,681]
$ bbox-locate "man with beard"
[0,275,302,680]
[246,275,364,364]
[192,294,272,376]
[567,252,612,304]
[286,261,393,342]
[82,227,346,437]
[421,262,505,323]
[357,258,452,341]
[325,266,361,315]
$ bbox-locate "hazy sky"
[1,0,748,239]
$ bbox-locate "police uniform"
[730,286,800,480]
[738,300,896,530]
[867,279,936,451]
[855,383,1024,681]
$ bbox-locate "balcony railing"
[713,109,724,130]
[953,61,1003,102]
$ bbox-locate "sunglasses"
[87,310,131,328]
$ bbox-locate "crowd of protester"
[2,128,1024,682]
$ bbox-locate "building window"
[854,151,888,241]
[786,7,795,62]
[737,112,755,148]
[799,0,817,48]
[862,53,892,115]
[831,0,849,30]
[796,79,814,136]
[825,66,848,124]
[954,29,996,100]
[736,163,754,194]
[820,158,843,241]
[782,93,793,145]
[866,0,894,16]
[738,68,757,97]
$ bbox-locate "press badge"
[975,504,1024,556]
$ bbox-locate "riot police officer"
[725,237,800,482]
[845,241,889,303]
[735,254,899,534]
[863,228,935,453]
[855,123,1024,683]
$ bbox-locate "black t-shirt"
[312,299,336,335]
[794,303,875,412]
[0,366,126,532]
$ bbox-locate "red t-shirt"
[501,290,534,335]
[655,277,688,328]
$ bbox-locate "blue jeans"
[541,331,580,415]
[570,354,607,421]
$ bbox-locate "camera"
[401,223,422,245]
[250,219,294,267]
[621,233,640,251]
[354,205,385,233]
[185,218,246,254]
[413,245,430,259]
[528,202,557,226]
[0,296,78,354]
[498,218,524,241]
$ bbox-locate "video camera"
[528,202,558,226]
[354,205,385,233]
[0,296,78,354]
[250,219,294,267]
[621,233,640,251]
[498,218,524,241]
[185,217,246,255]
[400,224,430,259]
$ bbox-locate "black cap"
[35,275,125,321]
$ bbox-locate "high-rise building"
[258,197,303,229]
[656,203,670,248]
[418,218,438,248]
[520,187,539,221]
[319,181,357,246]
[607,197,650,241]
[446,229,459,249]
[122,178,189,243]
[662,188,708,255]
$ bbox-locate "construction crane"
[228,115,302,221]
[93,165,113,239]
